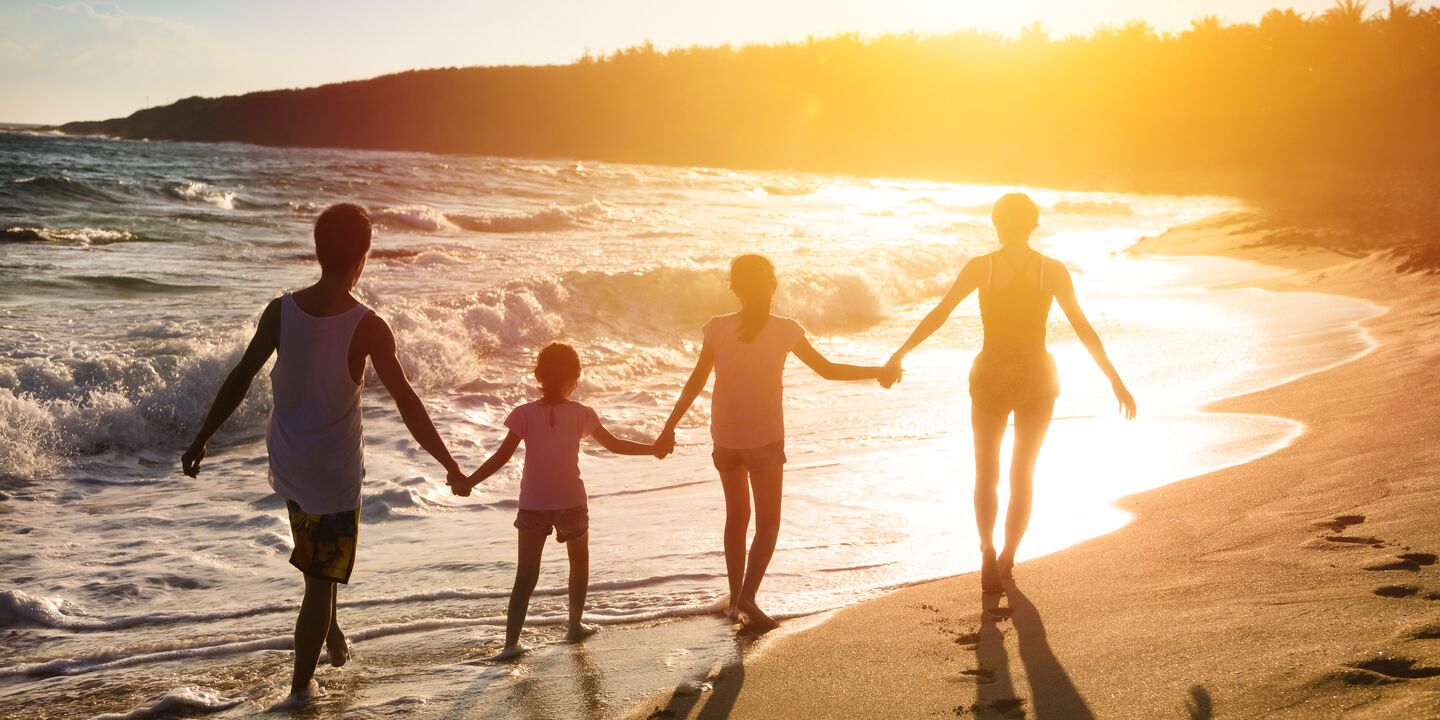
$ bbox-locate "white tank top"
[266,293,370,514]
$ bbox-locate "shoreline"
[621,211,1440,719]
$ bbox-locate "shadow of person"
[569,643,607,720]
[646,633,749,720]
[1006,584,1095,720]
[972,592,1024,719]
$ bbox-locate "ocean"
[0,131,1382,718]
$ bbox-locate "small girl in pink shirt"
[452,343,666,659]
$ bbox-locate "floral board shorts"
[286,500,360,584]
[515,504,590,543]
[711,440,787,473]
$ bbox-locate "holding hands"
[878,355,904,389]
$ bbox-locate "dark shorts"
[515,504,589,543]
[712,440,787,473]
[286,501,360,584]
[969,350,1060,416]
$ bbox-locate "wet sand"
[622,213,1440,719]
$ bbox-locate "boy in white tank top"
[181,204,466,705]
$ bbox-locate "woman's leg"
[998,400,1055,577]
[971,403,1009,592]
[718,467,752,616]
[737,465,783,632]
[503,529,547,656]
[564,532,597,641]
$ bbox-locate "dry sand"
[624,213,1440,719]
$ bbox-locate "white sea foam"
[93,686,244,720]
[169,181,236,210]
[1,226,136,245]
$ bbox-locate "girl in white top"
[659,254,898,633]
[453,343,666,659]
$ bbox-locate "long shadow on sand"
[1004,585,1095,720]
[644,636,749,720]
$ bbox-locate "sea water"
[0,132,1382,717]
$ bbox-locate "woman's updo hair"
[729,254,777,343]
[535,343,581,395]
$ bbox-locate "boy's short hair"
[535,343,581,394]
[314,204,372,274]
[991,193,1040,231]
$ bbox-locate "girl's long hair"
[729,254,777,343]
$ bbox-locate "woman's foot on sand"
[492,644,530,662]
[565,623,599,643]
[981,547,1002,594]
[326,631,351,668]
[997,551,1015,581]
[736,598,779,635]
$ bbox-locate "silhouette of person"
[657,254,897,632]
[886,193,1136,593]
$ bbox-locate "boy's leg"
[717,467,752,616]
[971,404,1008,592]
[736,465,783,632]
[999,401,1054,577]
[564,532,596,641]
[504,529,547,653]
[291,574,335,696]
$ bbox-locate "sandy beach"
[624,213,1440,720]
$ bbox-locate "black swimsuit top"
[978,250,1053,357]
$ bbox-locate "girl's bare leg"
[718,467,752,617]
[998,400,1054,579]
[971,404,1009,592]
[500,529,547,659]
[736,465,783,633]
[565,532,597,642]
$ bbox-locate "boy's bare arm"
[362,313,465,483]
[592,425,664,458]
[182,299,281,477]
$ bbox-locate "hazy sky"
[3,0,1432,124]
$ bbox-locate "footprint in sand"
[953,631,981,647]
[1373,585,1421,598]
[1343,656,1440,681]
[958,668,996,684]
[961,697,1025,718]
[1364,557,1423,572]
[1412,625,1440,640]
[1312,514,1366,533]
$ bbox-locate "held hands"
[1113,381,1138,420]
[447,465,477,497]
[653,429,676,459]
[877,356,904,389]
[181,441,206,478]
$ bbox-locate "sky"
[2,0,1433,124]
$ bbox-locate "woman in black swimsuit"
[886,193,1136,593]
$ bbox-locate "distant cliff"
[59,15,1440,254]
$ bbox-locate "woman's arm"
[182,299,281,477]
[454,431,522,496]
[591,425,665,457]
[792,338,886,381]
[658,342,716,450]
[1051,261,1137,419]
[887,258,983,367]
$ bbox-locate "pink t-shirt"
[703,313,806,450]
[504,400,601,511]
